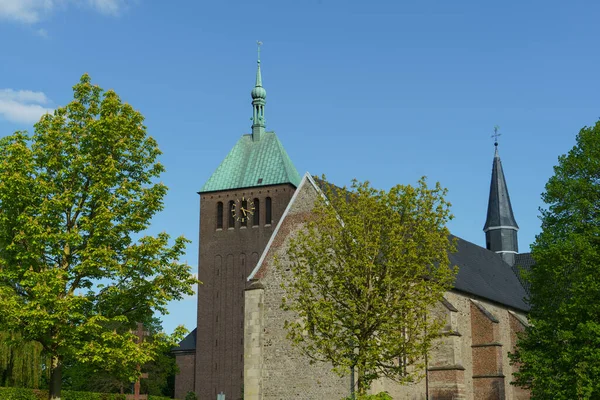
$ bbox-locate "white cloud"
[0,89,49,104]
[36,27,48,37]
[88,0,126,16]
[0,0,129,24]
[0,0,55,24]
[0,89,53,124]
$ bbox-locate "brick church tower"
[194,45,301,400]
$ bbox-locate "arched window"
[253,198,260,226]
[216,202,223,229]
[241,199,248,227]
[228,200,235,229]
[265,197,272,225]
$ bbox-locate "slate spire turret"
[251,41,266,141]
[484,127,519,266]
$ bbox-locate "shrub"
[185,391,198,400]
[0,387,172,400]
[342,392,393,400]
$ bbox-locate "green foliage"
[62,317,178,397]
[510,121,600,399]
[0,332,47,388]
[0,387,171,400]
[0,74,197,399]
[342,392,393,400]
[280,177,456,395]
[184,391,198,400]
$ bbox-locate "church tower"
[195,45,301,400]
[483,131,519,266]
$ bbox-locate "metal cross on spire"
[491,125,501,147]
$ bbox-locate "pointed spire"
[484,128,519,265]
[251,41,267,141]
[255,43,263,87]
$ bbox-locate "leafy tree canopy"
[62,317,178,397]
[280,177,456,395]
[511,121,600,399]
[0,331,46,389]
[0,74,197,400]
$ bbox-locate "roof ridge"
[247,172,318,280]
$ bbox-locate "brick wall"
[470,300,505,400]
[508,312,530,400]
[174,353,196,400]
[196,184,296,400]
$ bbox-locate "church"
[172,50,532,400]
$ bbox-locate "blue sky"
[1,0,599,334]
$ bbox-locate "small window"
[228,200,235,228]
[216,202,223,229]
[253,198,260,226]
[241,199,248,227]
[265,197,272,224]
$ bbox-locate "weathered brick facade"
[195,184,296,400]
[174,353,196,400]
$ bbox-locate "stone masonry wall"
[244,282,265,400]
[247,179,349,400]
[244,178,530,400]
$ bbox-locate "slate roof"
[450,235,529,311]
[483,147,519,231]
[514,252,535,297]
[250,176,530,312]
[200,131,301,193]
[173,328,196,353]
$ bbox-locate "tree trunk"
[357,359,367,397]
[49,355,62,400]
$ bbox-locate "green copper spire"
[251,41,266,141]
[255,42,263,87]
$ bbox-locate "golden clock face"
[232,197,255,223]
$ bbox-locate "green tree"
[0,75,197,400]
[510,121,600,399]
[62,317,178,397]
[0,332,47,389]
[280,178,456,396]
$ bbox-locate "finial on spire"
[257,40,262,64]
[251,41,266,141]
[491,125,501,147]
[253,41,264,89]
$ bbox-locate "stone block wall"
[427,298,466,400]
[244,281,265,400]
[243,177,531,400]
